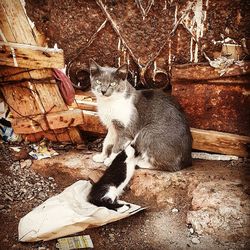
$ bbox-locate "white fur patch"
[104,152,119,166]
[92,153,106,163]
[136,152,154,169]
[103,186,118,202]
[97,92,135,128]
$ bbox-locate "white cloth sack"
[18,180,144,242]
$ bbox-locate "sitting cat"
[88,144,137,211]
[90,60,192,172]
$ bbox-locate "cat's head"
[89,59,128,98]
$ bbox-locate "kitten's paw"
[104,157,113,166]
[92,153,106,163]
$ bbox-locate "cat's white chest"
[97,95,134,128]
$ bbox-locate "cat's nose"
[101,90,106,95]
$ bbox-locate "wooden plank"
[22,133,37,143]
[74,100,97,112]
[22,128,83,143]
[0,4,16,42]
[73,91,97,111]
[12,114,48,134]
[34,81,68,113]
[47,109,84,130]
[0,42,64,69]
[1,81,45,117]
[79,110,107,134]
[12,109,85,133]
[191,128,250,157]
[0,0,37,45]
[0,66,53,82]
[68,127,84,144]
[53,128,71,142]
[171,62,250,81]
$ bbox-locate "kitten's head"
[89,59,128,98]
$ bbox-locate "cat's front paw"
[92,153,106,163]
[104,157,113,166]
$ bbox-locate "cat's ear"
[115,64,128,80]
[89,59,101,76]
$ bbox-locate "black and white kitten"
[88,144,137,211]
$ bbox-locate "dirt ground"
[0,141,249,250]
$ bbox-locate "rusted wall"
[172,63,250,136]
[25,0,250,136]
[25,0,250,88]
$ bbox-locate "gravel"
[0,159,58,213]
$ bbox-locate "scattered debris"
[171,208,179,213]
[56,235,94,250]
[9,146,21,152]
[192,152,239,161]
[203,53,235,76]
[0,122,21,142]
[20,159,32,169]
[29,141,59,160]
[191,237,200,244]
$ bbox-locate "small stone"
[191,237,200,244]
[20,188,27,194]
[171,208,179,213]
[189,228,194,234]
[0,205,5,210]
[48,176,54,181]
[109,233,115,241]
[38,193,46,200]
[4,193,13,201]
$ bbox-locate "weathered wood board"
[191,128,250,158]
[0,42,64,69]
[0,66,53,83]
[12,109,84,134]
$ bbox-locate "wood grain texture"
[0,42,64,69]
[191,128,250,157]
[33,81,68,113]
[0,0,36,45]
[1,81,45,117]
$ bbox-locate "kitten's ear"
[89,59,101,76]
[115,64,128,80]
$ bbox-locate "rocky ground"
[0,140,249,250]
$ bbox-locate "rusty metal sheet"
[25,0,250,88]
[172,67,250,136]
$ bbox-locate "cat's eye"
[110,82,117,87]
[96,80,101,85]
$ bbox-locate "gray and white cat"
[90,60,192,172]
